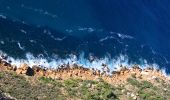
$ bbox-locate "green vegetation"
[131,73,136,78]
[0,72,120,100]
[0,71,119,100]
[140,80,153,89]
[127,78,153,89]
[127,78,169,100]
[0,71,170,100]
[64,78,79,87]
[0,72,65,100]
[127,78,140,87]
[63,79,118,100]
[39,77,56,84]
[0,72,4,78]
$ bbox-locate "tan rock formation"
[32,66,45,77]
[16,63,34,76]
[0,60,169,85]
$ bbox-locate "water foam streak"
[0,51,164,75]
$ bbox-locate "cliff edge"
[0,58,170,100]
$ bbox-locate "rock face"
[0,92,16,100]
[32,66,45,76]
[1,58,170,100]
[26,67,34,76]
[16,64,34,76]
[0,60,169,85]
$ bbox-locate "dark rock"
[26,67,35,76]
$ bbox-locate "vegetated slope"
[0,70,170,100]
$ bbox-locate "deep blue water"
[0,0,170,73]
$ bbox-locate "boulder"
[11,65,17,71]
[26,67,34,76]
[16,68,22,74]
[32,66,45,76]
[19,63,29,69]
[1,61,10,67]
[16,63,34,76]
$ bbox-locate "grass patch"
[140,81,153,89]
[0,72,4,78]
[0,71,169,100]
[39,77,56,84]
[138,89,164,100]
[127,78,140,87]
[64,78,80,87]
[131,74,136,78]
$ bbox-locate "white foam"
[8,53,145,72]
[78,27,95,33]
[54,37,66,41]
[0,50,167,75]
[99,36,123,44]
[44,30,66,41]
[0,41,5,45]
[117,33,134,39]
[65,29,73,33]
[99,36,115,42]
[0,14,7,19]
[20,29,27,34]
[17,42,25,50]
[21,4,58,19]
[29,40,37,43]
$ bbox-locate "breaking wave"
[0,14,169,75]
[1,50,167,75]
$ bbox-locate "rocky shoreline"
[1,56,170,100]
[0,56,169,85]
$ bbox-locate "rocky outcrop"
[0,92,16,100]
[16,63,34,76]
[0,59,169,85]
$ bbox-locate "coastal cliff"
[0,58,170,100]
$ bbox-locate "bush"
[153,96,165,100]
[127,78,140,87]
[138,91,164,100]
[141,81,153,89]
[138,90,155,100]
[131,74,136,78]
[84,80,97,85]
[0,72,4,78]
[64,79,79,87]
[39,77,55,84]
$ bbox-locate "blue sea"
[0,0,170,73]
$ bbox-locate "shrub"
[141,81,153,89]
[0,72,4,78]
[64,79,79,87]
[105,90,117,99]
[39,77,55,84]
[131,74,136,78]
[127,78,140,87]
[138,90,154,100]
[151,96,165,100]
[84,80,97,85]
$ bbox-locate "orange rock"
[11,65,17,71]
[19,63,29,69]
[16,63,29,74]
[32,66,45,76]
[16,63,34,76]
[16,68,22,74]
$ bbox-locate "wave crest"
[0,51,166,75]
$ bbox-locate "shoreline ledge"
[0,58,169,85]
